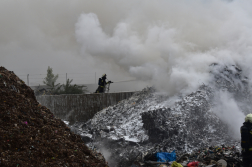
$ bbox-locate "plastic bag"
[155,150,176,162]
[171,161,183,167]
[187,161,199,167]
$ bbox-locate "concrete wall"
[36,92,134,124]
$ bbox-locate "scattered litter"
[171,161,183,167]
[156,150,176,162]
[187,161,199,167]
[127,145,242,166]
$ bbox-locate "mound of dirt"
[0,67,108,167]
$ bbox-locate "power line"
[16,72,95,76]
[16,72,99,86]
[16,75,28,76]
[113,79,137,83]
[69,72,95,74]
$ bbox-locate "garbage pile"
[71,64,249,166]
[141,86,230,147]
[0,67,108,167]
[135,145,242,166]
[180,146,242,167]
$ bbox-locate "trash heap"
[138,145,242,166]
[71,64,249,167]
[0,67,107,167]
[179,146,242,167]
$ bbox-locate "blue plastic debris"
[155,150,176,162]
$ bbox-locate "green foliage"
[43,66,59,86]
[42,67,86,95]
[48,82,62,95]
[60,79,87,94]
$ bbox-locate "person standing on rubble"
[241,113,252,167]
[95,74,112,93]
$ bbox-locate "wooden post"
[27,74,29,86]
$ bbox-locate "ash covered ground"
[71,64,250,166]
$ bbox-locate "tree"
[47,81,62,95]
[60,79,86,94]
[42,67,86,95]
[43,66,59,86]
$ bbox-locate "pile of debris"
[0,67,108,167]
[180,146,242,166]
[134,145,242,166]
[71,64,248,166]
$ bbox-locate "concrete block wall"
[36,92,134,124]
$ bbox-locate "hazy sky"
[1,0,252,94]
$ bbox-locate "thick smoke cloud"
[73,0,252,140]
[1,0,252,91]
[75,0,252,94]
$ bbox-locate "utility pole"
[95,72,96,84]
[27,74,29,86]
[66,73,67,84]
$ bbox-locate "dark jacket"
[241,122,252,153]
[98,77,106,87]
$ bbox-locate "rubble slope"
[0,67,108,167]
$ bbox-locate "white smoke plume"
[1,0,252,92]
[75,0,252,94]
[213,91,245,140]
